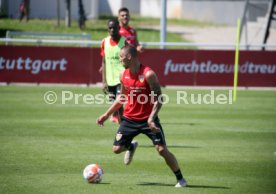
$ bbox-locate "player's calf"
[112,145,125,154]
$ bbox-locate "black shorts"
[113,116,166,148]
[108,84,121,101]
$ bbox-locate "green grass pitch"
[0,85,275,194]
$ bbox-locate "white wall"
[181,1,245,25]
[122,0,140,15]
[7,0,98,19]
[140,0,160,18]
[99,0,122,15]
[98,0,140,16]
[140,0,245,25]
[2,0,270,26]
[140,0,192,19]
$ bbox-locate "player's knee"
[112,146,124,154]
[155,145,166,156]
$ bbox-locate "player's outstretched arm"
[96,93,124,126]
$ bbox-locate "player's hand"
[147,119,160,133]
[96,114,109,126]
[98,66,103,74]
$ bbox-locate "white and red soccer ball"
[83,164,104,183]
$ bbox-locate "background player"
[100,19,128,123]
[118,7,144,53]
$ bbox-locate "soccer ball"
[83,164,104,183]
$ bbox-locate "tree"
[78,0,86,30]
[65,0,71,27]
[57,0,60,27]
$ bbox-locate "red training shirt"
[119,26,138,47]
[122,64,154,121]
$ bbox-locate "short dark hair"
[122,45,137,58]
[118,7,129,14]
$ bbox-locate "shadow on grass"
[138,182,230,189]
[162,122,199,126]
[137,182,174,187]
[139,145,200,149]
[97,182,111,185]
[187,184,230,189]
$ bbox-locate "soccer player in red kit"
[96,45,187,188]
[118,7,144,53]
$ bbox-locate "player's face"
[108,21,119,37]
[118,11,129,26]
[120,49,130,68]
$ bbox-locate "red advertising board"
[0,45,275,87]
[141,49,276,87]
[0,46,101,84]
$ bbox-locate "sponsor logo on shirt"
[138,75,144,83]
